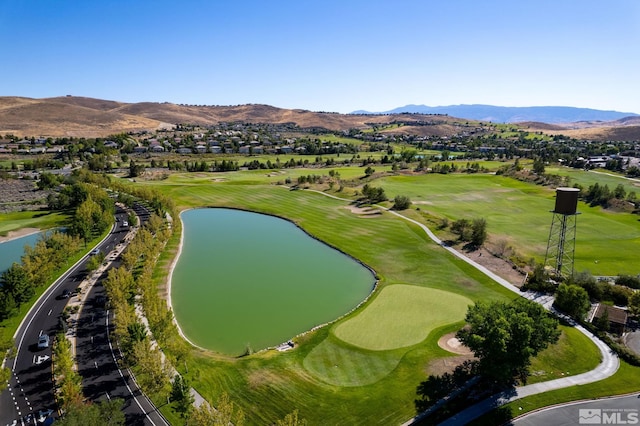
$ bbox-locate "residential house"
[591,303,628,335]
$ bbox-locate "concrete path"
[302,189,620,425]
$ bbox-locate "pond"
[170,208,375,356]
[0,231,44,276]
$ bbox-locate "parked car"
[37,334,50,349]
[61,288,71,299]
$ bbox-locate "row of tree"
[579,182,637,208]
[52,330,126,425]
[0,232,81,321]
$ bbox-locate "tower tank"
[553,187,580,215]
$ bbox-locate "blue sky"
[1,0,639,113]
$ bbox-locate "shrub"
[392,195,412,210]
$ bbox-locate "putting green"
[333,284,473,351]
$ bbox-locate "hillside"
[0,96,639,141]
[0,96,473,138]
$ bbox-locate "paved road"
[0,203,161,426]
[625,330,640,355]
[73,202,168,425]
[513,393,640,426]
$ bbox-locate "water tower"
[544,187,580,279]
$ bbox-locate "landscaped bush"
[615,275,640,290]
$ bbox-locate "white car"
[37,334,50,349]
[122,220,128,227]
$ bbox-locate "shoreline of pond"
[165,206,379,357]
[0,227,41,244]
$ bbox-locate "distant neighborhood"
[1,121,639,177]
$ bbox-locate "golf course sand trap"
[333,284,473,351]
[437,332,473,355]
[344,205,382,217]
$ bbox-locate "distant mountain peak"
[351,104,639,124]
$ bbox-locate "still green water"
[171,208,375,356]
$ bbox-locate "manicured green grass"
[376,173,640,275]
[303,334,404,386]
[136,173,515,424]
[546,166,640,195]
[130,170,626,425]
[334,285,472,350]
[0,210,68,236]
[528,325,601,384]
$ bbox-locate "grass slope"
[0,210,67,236]
[376,173,640,275]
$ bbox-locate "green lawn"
[375,173,640,275]
[528,325,601,384]
[136,173,515,424]
[334,285,472,350]
[0,210,68,236]
[124,169,630,424]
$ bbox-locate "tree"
[0,290,18,320]
[628,291,640,318]
[171,375,194,419]
[392,195,412,210]
[451,218,471,241]
[187,393,245,426]
[533,158,545,175]
[361,184,387,204]
[127,321,148,343]
[55,399,125,426]
[85,252,104,272]
[456,298,560,385]
[594,307,610,332]
[364,166,375,176]
[1,263,34,306]
[470,218,487,247]
[554,283,591,320]
[129,160,144,178]
[276,410,308,426]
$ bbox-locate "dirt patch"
[461,245,527,287]
[426,354,474,376]
[427,333,475,376]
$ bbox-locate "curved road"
[513,393,640,426]
[0,203,165,426]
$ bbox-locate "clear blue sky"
[1,0,639,113]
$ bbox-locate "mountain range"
[1,96,640,141]
[351,104,639,124]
